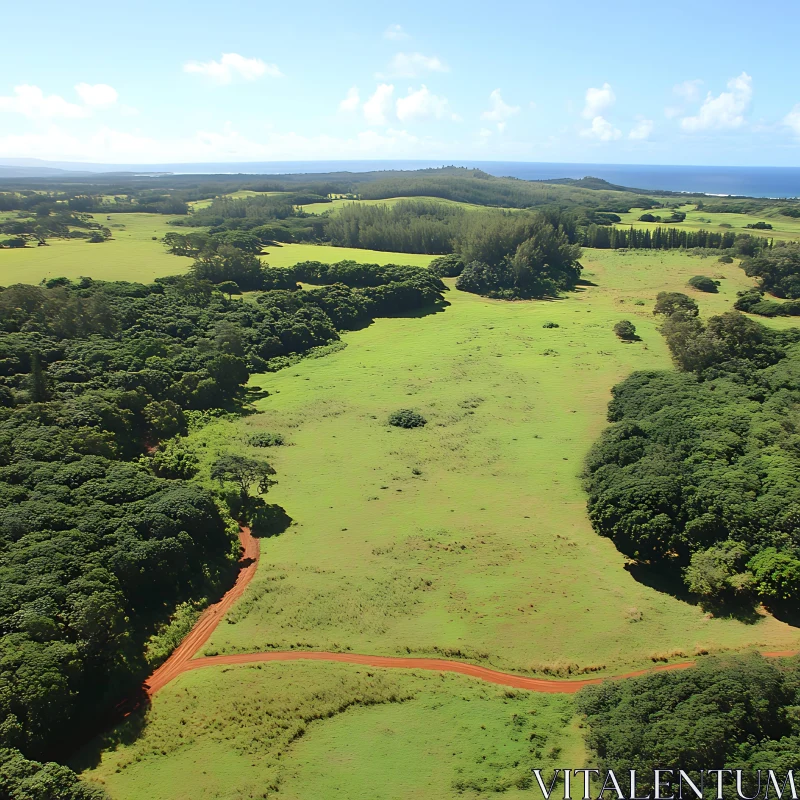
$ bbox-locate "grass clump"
[248,431,286,447]
[388,409,427,428]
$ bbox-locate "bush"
[718,254,734,263]
[428,253,464,278]
[388,409,427,428]
[613,320,637,340]
[248,432,285,447]
[542,321,559,328]
[638,213,658,222]
[745,221,773,230]
[687,275,719,293]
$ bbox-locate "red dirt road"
[141,525,798,698]
[144,525,259,696]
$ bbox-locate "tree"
[28,351,48,402]
[613,320,637,340]
[388,409,427,428]
[687,275,719,293]
[653,292,699,317]
[191,245,266,291]
[684,542,753,599]
[216,280,241,300]
[211,455,276,501]
[748,548,800,602]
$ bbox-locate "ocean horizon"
[3,158,800,198]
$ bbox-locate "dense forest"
[585,294,800,609]
[0,256,445,794]
[578,653,800,796]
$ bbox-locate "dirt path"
[141,525,798,697]
[144,525,259,696]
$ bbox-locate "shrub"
[745,221,773,230]
[428,253,464,278]
[718,254,734,263]
[542,321,559,328]
[388,409,427,428]
[248,432,285,447]
[638,213,658,222]
[687,275,719,293]
[749,548,800,602]
[613,320,637,340]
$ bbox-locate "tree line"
[584,292,800,609]
[0,262,445,796]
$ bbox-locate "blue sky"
[1,0,800,166]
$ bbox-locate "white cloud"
[681,72,752,132]
[363,83,394,125]
[0,85,86,118]
[673,79,703,103]
[629,119,654,140]
[581,116,622,141]
[183,53,282,84]
[339,87,360,112]
[377,52,448,79]
[0,122,439,162]
[481,89,520,132]
[583,83,615,119]
[784,104,800,136]
[395,85,453,122]
[384,23,408,40]
[75,83,118,107]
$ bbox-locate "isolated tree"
[613,320,637,341]
[211,454,276,500]
[653,292,699,318]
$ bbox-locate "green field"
[0,224,432,287]
[80,662,581,800]
[182,249,800,678]
[0,214,193,285]
[189,191,288,211]
[615,203,800,243]
[298,195,496,216]
[260,242,434,268]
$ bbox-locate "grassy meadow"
[183,248,800,678]
[0,222,432,286]
[298,195,496,215]
[615,203,800,243]
[0,213,193,285]
[79,662,581,800]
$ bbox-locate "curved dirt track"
[144,525,259,696]
[141,525,798,698]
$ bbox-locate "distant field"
[298,195,496,215]
[615,203,800,242]
[0,218,433,285]
[79,662,581,800]
[189,190,287,210]
[187,248,800,679]
[0,213,193,285]
[261,242,434,268]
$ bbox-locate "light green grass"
[616,203,800,242]
[189,248,800,678]
[261,242,434,268]
[298,196,498,216]
[0,218,433,285]
[0,213,193,285]
[189,191,288,210]
[79,662,580,800]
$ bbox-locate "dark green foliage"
[781,207,800,218]
[749,548,800,601]
[211,454,276,501]
[0,748,108,799]
[638,213,658,222]
[455,217,582,300]
[613,320,637,340]
[741,242,800,299]
[719,254,734,263]
[734,290,800,317]
[248,432,285,447]
[578,654,800,792]
[687,275,720,293]
[388,409,427,428]
[746,221,773,230]
[585,301,800,601]
[151,438,199,479]
[428,253,465,278]
[542,322,559,329]
[653,291,699,318]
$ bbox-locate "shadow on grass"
[69,699,151,772]
[380,299,451,319]
[625,562,761,624]
[576,278,599,287]
[763,601,800,628]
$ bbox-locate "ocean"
[161,160,800,199]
